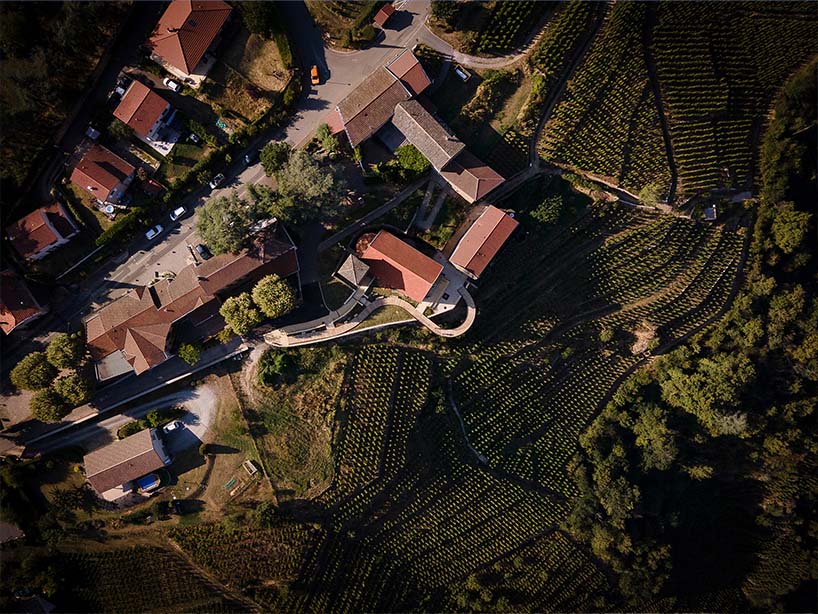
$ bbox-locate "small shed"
[373,3,395,28]
[703,205,718,222]
[336,253,371,288]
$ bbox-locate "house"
[440,150,506,204]
[5,202,80,261]
[85,220,298,380]
[146,0,233,83]
[70,143,136,205]
[329,48,431,146]
[329,49,504,203]
[114,80,173,140]
[357,230,443,303]
[373,3,396,28]
[0,269,46,335]
[449,205,519,279]
[83,428,171,501]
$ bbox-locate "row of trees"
[10,333,94,423]
[566,60,817,609]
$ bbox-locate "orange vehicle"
[310,65,320,85]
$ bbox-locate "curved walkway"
[265,287,476,347]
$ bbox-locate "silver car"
[145,225,163,241]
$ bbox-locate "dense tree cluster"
[566,60,817,609]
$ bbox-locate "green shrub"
[53,373,94,407]
[30,389,68,423]
[178,343,202,366]
[11,352,57,391]
[46,332,84,369]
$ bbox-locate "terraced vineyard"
[477,1,547,54]
[537,1,818,200]
[539,2,671,194]
[201,177,745,612]
[59,547,247,613]
[653,1,818,195]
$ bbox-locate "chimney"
[167,27,178,33]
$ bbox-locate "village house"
[83,428,171,502]
[70,143,136,206]
[146,0,233,86]
[85,220,298,381]
[5,202,80,261]
[373,3,396,29]
[0,269,46,336]
[114,80,175,141]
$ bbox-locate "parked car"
[163,77,182,92]
[188,132,201,144]
[163,420,183,434]
[195,244,213,260]
[311,65,320,85]
[243,150,258,165]
[209,173,225,189]
[169,206,186,221]
[145,225,163,241]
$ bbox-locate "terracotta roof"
[85,221,297,375]
[0,269,43,335]
[450,205,519,278]
[6,202,78,260]
[84,429,167,494]
[440,150,505,203]
[70,144,135,198]
[386,49,431,96]
[373,3,396,27]
[392,100,465,171]
[113,80,169,138]
[147,0,232,74]
[359,231,442,302]
[338,69,411,147]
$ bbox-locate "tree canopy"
[196,191,261,255]
[10,352,57,391]
[53,373,93,407]
[46,332,84,369]
[275,149,342,222]
[30,389,68,423]
[252,274,297,319]
[219,292,263,336]
[260,141,291,176]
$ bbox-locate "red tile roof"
[373,3,396,27]
[0,269,44,335]
[113,80,169,138]
[359,231,442,302]
[84,429,167,494]
[386,49,431,96]
[70,144,135,199]
[440,150,505,203]
[6,203,78,260]
[450,205,519,278]
[147,0,232,74]
[85,221,297,375]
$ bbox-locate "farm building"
[357,230,443,303]
[449,205,519,279]
[328,49,505,203]
[5,202,80,261]
[85,219,298,380]
[83,428,171,501]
